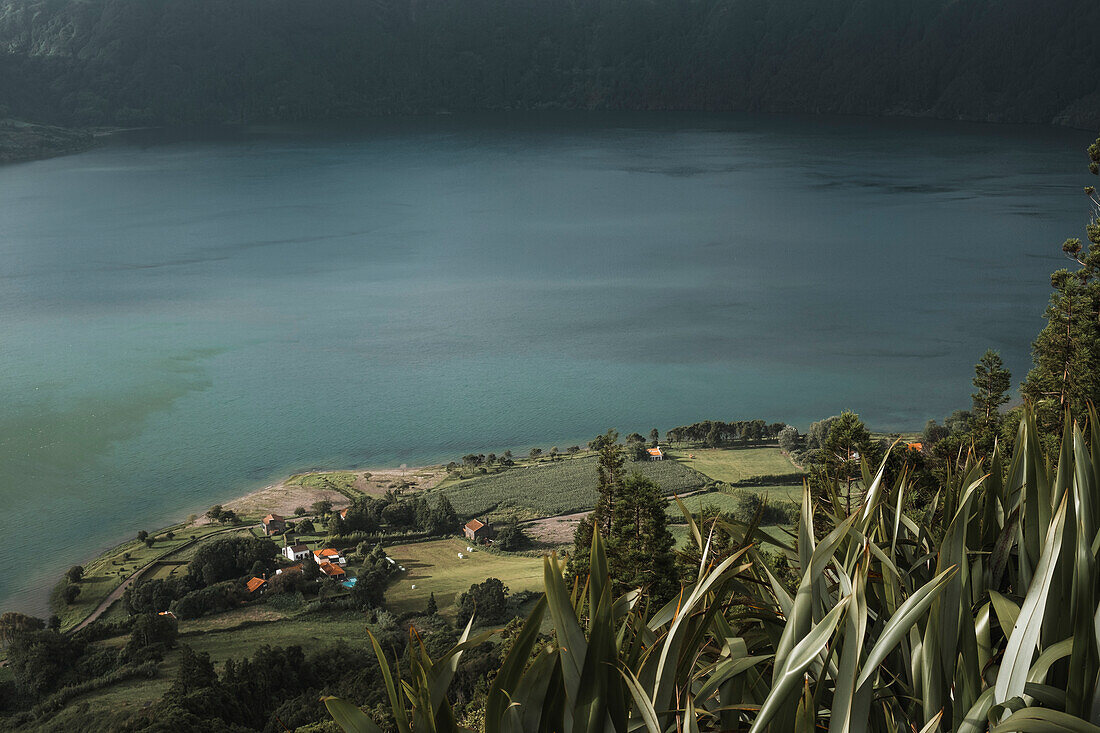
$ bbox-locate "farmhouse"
[313,548,346,566]
[275,564,302,576]
[262,513,286,535]
[464,518,495,542]
[283,543,311,562]
[647,447,664,460]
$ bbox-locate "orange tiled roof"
[906,442,924,451]
[263,514,285,524]
[647,447,663,456]
[465,519,484,531]
[246,577,266,592]
[319,561,345,577]
[314,548,340,558]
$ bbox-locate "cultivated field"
[666,447,803,485]
[427,456,708,521]
[383,538,545,615]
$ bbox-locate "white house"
[283,544,311,562]
[313,548,346,566]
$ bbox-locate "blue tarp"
[341,578,358,589]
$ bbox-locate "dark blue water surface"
[0,112,1094,613]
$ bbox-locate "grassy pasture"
[666,447,803,485]
[429,456,707,521]
[286,470,364,500]
[383,538,545,616]
[54,523,244,630]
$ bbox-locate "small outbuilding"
[464,518,495,542]
[246,577,267,593]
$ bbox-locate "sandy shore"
[193,464,450,526]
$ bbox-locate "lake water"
[0,112,1094,614]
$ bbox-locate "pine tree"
[567,429,625,580]
[971,349,1011,454]
[425,592,438,615]
[1022,134,1100,444]
[607,474,677,602]
[820,410,875,514]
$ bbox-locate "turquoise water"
[0,112,1093,614]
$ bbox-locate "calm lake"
[0,112,1094,614]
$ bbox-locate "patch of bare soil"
[221,482,350,519]
[525,511,587,546]
[357,466,448,496]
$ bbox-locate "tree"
[820,410,875,513]
[137,530,149,542]
[971,349,1011,453]
[0,612,44,647]
[294,506,306,516]
[777,425,800,453]
[62,583,81,604]
[311,500,333,515]
[457,578,509,624]
[66,565,84,583]
[426,592,438,615]
[568,430,626,578]
[205,505,224,522]
[606,474,678,602]
[528,447,543,460]
[649,428,660,447]
[1022,137,1100,443]
[126,612,178,657]
[495,516,529,551]
[7,630,78,696]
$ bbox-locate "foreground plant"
[326,408,1100,732]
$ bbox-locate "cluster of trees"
[333,492,459,537]
[567,429,678,602]
[203,505,240,525]
[124,535,277,619]
[665,419,789,447]
[0,0,1097,129]
[0,611,174,716]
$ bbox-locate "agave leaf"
[543,552,588,708]
[324,697,385,733]
[856,565,957,688]
[995,494,1069,708]
[619,666,662,733]
[828,562,868,733]
[366,631,412,733]
[918,711,944,733]
[1069,425,1100,719]
[486,596,547,732]
[957,687,997,733]
[990,707,1100,733]
[748,596,850,733]
[990,590,1021,636]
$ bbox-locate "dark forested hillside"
[0,0,1098,128]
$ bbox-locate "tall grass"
[325,408,1100,732]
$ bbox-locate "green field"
[54,523,247,630]
[286,470,364,500]
[666,447,803,485]
[427,455,707,521]
[383,538,545,615]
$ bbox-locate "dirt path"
[67,524,253,634]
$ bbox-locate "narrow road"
[67,524,255,634]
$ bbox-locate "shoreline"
[42,462,446,628]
